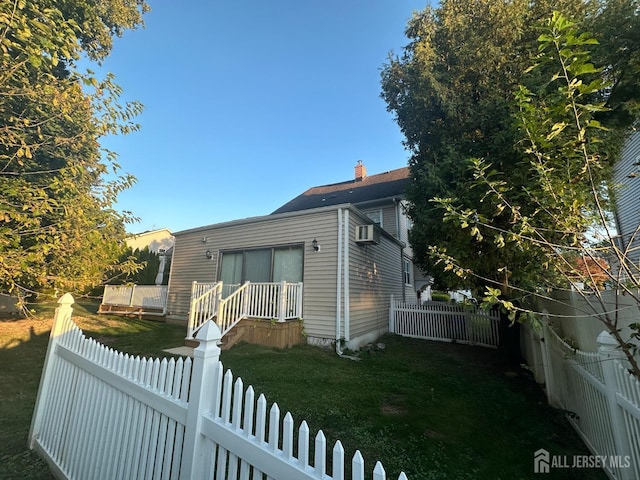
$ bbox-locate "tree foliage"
[381,0,639,293]
[0,0,148,299]
[108,246,167,286]
[382,2,640,375]
[471,12,640,375]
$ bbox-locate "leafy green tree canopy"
[381,0,640,293]
[0,0,148,299]
[382,1,640,375]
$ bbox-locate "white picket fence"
[30,294,406,480]
[388,296,500,348]
[521,321,640,479]
[101,284,168,313]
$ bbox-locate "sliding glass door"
[219,245,303,283]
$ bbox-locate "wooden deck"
[186,317,305,350]
[98,303,165,319]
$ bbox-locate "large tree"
[381,0,639,293]
[0,0,148,300]
[381,1,640,374]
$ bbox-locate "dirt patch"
[424,429,446,440]
[380,394,408,415]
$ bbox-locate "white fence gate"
[30,294,408,480]
[521,321,640,479]
[388,296,500,348]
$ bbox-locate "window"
[403,258,412,285]
[273,247,303,282]
[363,209,383,227]
[220,245,303,284]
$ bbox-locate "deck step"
[220,327,245,351]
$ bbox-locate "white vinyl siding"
[166,209,339,341]
[614,132,640,267]
[348,212,404,344]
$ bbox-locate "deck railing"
[187,281,223,339]
[187,281,303,339]
[101,285,168,313]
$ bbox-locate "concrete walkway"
[163,346,194,357]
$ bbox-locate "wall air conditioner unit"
[355,224,380,245]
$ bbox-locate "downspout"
[394,197,406,302]
[344,209,350,342]
[336,209,343,355]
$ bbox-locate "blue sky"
[96,1,428,234]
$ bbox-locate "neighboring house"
[166,162,423,350]
[613,131,640,271]
[126,228,174,254]
[126,228,174,285]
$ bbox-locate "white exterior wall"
[614,132,640,267]
[346,210,405,350]
[167,209,339,342]
[126,228,174,254]
[166,205,406,348]
[534,290,640,353]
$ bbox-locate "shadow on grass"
[0,310,608,480]
[0,319,53,479]
[220,336,608,480]
[0,307,186,480]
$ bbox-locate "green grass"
[0,303,605,479]
[0,302,186,479]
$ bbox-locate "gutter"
[394,197,406,302]
[344,209,350,342]
[336,208,343,355]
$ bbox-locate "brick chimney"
[355,160,366,181]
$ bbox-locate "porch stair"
[186,280,304,350]
[184,321,246,351]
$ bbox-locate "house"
[126,228,174,285]
[272,160,428,300]
[165,162,423,350]
[613,131,640,272]
[126,227,174,255]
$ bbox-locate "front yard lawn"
[0,302,604,479]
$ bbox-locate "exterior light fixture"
[205,250,213,260]
[312,239,320,252]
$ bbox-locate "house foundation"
[231,318,305,349]
[187,318,305,350]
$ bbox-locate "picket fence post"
[28,293,75,449]
[180,320,222,480]
[597,330,634,480]
[539,316,557,407]
[463,309,472,345]
[389,295,396,333]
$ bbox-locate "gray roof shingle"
[272,167,410,214]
